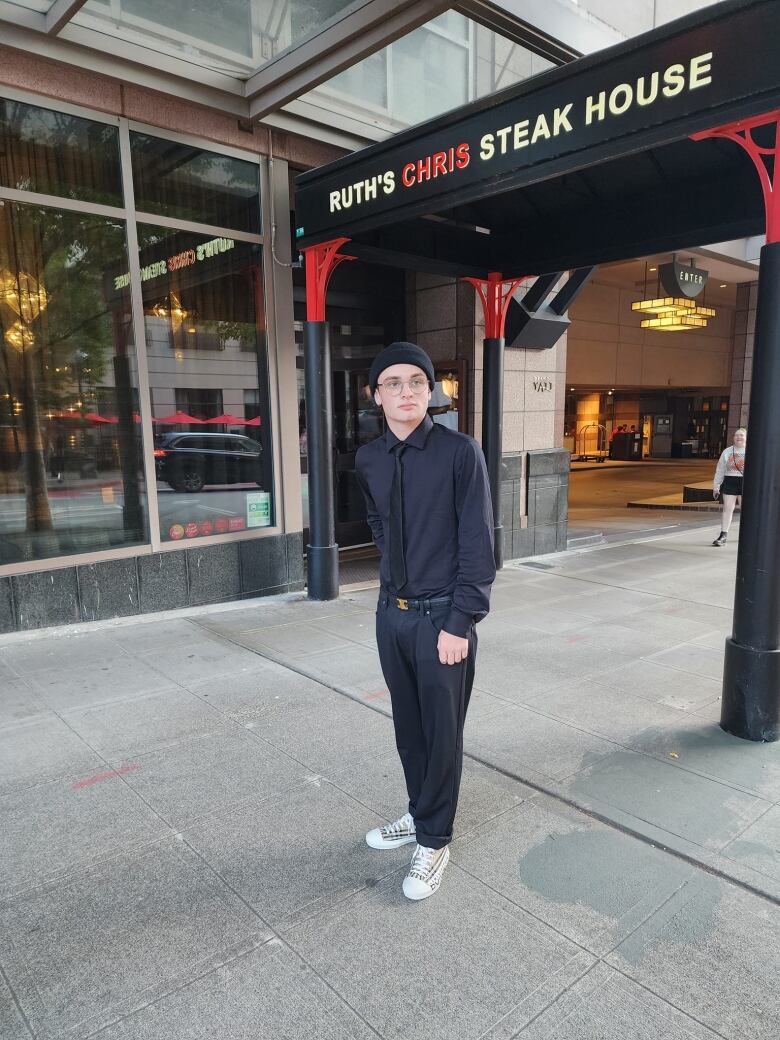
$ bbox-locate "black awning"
[294,0,777,276]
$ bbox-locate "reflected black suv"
[154,432,263,493]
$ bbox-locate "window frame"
[0,89,285,578]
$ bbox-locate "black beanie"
[368,341,435,394]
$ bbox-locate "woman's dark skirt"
[720,475,743,497]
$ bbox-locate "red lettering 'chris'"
[400,142,470,188]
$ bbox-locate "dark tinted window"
[130,133,260,232]
[0,98,122,205]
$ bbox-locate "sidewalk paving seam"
[187,618,780,912]
[453,839,694,959]
[77,936,278,1040]
[599,961,734,1040]
[169,833,391,1039]
[474,951,598,1040]
[0,961,34,1040]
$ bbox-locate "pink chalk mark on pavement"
[364,689,389,700]
[72,764,140,790]
[565,634,585,644]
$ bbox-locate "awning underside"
[338,136,764,279]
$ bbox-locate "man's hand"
[438,629,469,665]
[713,488,720,500]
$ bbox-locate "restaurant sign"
[659,259,709,298]
[295,0,780,244]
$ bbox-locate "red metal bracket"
[462,271,528,339]
[302,237,356,321]
[691,110,780,245]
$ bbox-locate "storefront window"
[136,223,273,542]
[0,98,122,206]
[130,132,261,233]
[0,201,146,564]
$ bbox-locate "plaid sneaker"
[365,812,416,850]
[402,843,450,901]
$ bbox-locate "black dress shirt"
[355,413,496,637]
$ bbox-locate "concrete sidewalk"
[1,520,779,1040]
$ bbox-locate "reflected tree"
[0,201,142,554]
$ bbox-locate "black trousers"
[375,590,478,850]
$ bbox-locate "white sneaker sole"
[365,829,417,850]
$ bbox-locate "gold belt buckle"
[396,597,408,610]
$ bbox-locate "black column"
[303,319,339,600]
[482,336,504,569]
[722,240,780,742]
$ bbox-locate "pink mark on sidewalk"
[71,764,139,790]
[364,689,389,700]
[565,634,585,644]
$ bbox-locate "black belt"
[380,588,452,612]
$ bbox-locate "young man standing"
[355,341,496,901]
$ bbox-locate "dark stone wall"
[0,532,305,634]
[500,448,569,561]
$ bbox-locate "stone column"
[728,281,758,438]
[409,275,569,560]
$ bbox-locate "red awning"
[244,416,261,426]
[154,412,204,425]
[85,412,115,424]
[205,413,246,425]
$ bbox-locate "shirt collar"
[382,413,435,452]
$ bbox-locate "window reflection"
[0,201,146,564]
[308,13,555,133]
[0,98,122,206]
[136,224,273,541]
[77,0,360,78]
[130,133,261,233]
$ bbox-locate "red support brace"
[462,271,529,339]
[302,237,356,322]
[691,110,780,245]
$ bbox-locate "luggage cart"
[576,422,608,462]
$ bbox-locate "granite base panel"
[0,532,304,634]
[502,448,570,563]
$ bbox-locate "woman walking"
[712,428,746,546]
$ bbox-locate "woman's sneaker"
[712,531,727,546]
[402,843,450,900]
[365,812,416,850]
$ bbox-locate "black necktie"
[389,442,408,590]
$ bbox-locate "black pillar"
[722,240,780,742]
[482,336,504,569]
[303,319,339,600]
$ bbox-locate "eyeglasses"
[377,376,429,396]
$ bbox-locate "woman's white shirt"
[713,446,746,491]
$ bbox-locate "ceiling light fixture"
[640,314,708,331]
[632,296,698,315]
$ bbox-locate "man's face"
[374,363,432,424]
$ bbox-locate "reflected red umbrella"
[85,412,115,424]
[154,411,204,424]
[205,413,246,425]
[244,416,262,427]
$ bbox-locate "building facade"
[0,0,755,630]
